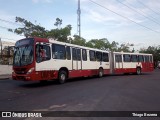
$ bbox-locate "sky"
[0,0,160,50]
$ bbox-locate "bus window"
[103,53,109,62]
[96,51,102,61]
[52,44,66,59]
[145,56,150,62]
[115,55,122,62]
[82,49,87,61]
[131,55,138,62]
[77,49,81,61]
[123,54,130,62]
[66,46,71,60]
[138,55,144,62]
[36,44,51,62]
[72,48,77,60]
[89,50,96,61]
[150,56,153,62]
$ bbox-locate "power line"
[89,0,160,34]
[0,25,25,37]
[0,25,13,30]
[116,0,160,26]
[136,0,160,16]
[124,0,160,24]
[0,18,24,27]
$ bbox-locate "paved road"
[0,69,160,120]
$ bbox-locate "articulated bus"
[12,37,154,83]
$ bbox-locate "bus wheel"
[98,68,103,77]
[58,70,67,84]
[40,80,47,84]
[136,67,141,75]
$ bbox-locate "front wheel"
[136,67,141,75]
[58,70,67,84]
[98,68,103,77]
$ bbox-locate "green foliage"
[54,18,62,29]
[47,25,72,43]
[14,17,46,38]
[118,43,131,52]
[86,38,110,50]
[139,46,160,62]
[85,41,94,48]
[71,35,86,46]
[9,17,72,40]
[110,41,119,51]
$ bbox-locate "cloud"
[0,10,24,41]
[0,10,15,21]
[80,0,154,26]
[0,10,18,28]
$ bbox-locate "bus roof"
[19,37,152,55]
[113,51,152,56]
[48,38,110,53]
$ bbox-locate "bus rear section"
[110,52,154,75]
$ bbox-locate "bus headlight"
[27,68,35,74]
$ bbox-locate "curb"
[0,75,12,80]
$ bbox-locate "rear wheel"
[58,70,67,84]
[98,68,103,77]
[39,80,47,84]
[136,67,141,75]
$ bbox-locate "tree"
[8,17,72,41]
[118,43,131,52]
[10,17,47,38]
[86,38,110,50]
[47,24,72,42]
[54,18,62,29]
[139,46,160,63]
[110,41,119,51]
[71,35,86,46]
[85,41,94,48]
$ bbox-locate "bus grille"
[14,68,27,74]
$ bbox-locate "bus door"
[114,54,123,73]
[144,55,153,71]
[72,48,82,70]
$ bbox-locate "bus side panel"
[35,59,72,80]
[141,62,154,72]
[69,69,98,78]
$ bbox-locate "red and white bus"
[12,37,154,83]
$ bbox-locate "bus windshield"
[13,38,34,66]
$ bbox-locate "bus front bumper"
[12,73,34,81]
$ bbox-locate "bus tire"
[40,80,47,84]
[98,68,103,77]
[136,67,141,75]
[58,70,67,84]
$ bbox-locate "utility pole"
[77,0,81,38]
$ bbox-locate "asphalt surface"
[0,69,160,120]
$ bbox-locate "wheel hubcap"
[99,70,103,77]
[137,69,140,74]
[61,74,65,81]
